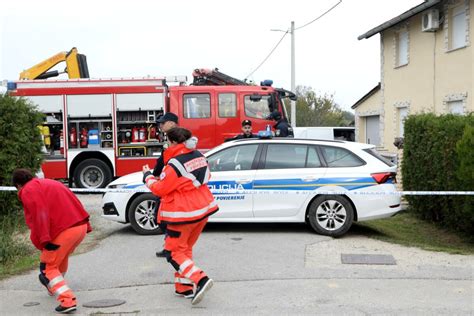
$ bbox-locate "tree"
[285,85,353,127]
[0,94,44,216]
[342,110,355,126]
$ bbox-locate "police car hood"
[107,171,143,188]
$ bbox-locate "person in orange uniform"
[12,168,92,314]
[142,127,218,305]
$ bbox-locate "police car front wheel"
[128,193,163,235]
[307,195,354,237]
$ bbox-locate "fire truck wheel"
[128,194,163,235]
[73,158,112,189]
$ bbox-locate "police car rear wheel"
[128,194,163,235]
[307,195,354,237]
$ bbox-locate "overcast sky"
[0,0,421,110]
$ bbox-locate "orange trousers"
[39,223,87,307]
[165,218,208,293]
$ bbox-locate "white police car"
[102,138,401,237]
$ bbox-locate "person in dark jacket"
[225,119,257,142]
[153,112,179,176]
[152,112,179,257]
[12,168,92,314]
[270,111,294,137]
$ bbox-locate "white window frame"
[450,3,467,50]
[443,93,467,114]
[396,30,409,67]
[447,100,464,114]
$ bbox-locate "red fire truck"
[6,68,295,188]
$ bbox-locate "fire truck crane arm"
[192,68,249,86]
[19,47,89,80]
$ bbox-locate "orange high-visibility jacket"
[145,143,218,224]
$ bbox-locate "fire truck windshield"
[244,95,272,119]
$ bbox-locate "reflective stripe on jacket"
[145,143,218,224]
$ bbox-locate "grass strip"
[353,211,474,255]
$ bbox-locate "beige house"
[353,0,473,154]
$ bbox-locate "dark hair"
[12,169,34,187]
[167,127,192,144]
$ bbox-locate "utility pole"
[269,1,342,126]
[290,21,296,127]
[271,21,296,126]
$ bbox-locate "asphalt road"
[0,194,472,315]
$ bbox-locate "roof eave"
[358,0,441,40]
[351,83,381,109]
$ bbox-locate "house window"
[398,107,408,137]
[447,100,463,114]
[450,4,467,50]
[396,30,409,66]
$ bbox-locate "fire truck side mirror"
[249,94,262,102]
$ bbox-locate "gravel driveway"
[74,194,125,253]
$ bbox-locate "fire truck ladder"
[192,68,249,86]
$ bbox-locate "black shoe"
[156,249,167,258]
[191,277,213,305]
[175,289,194,298]
[38,274,54,296]
[55,304,76,313]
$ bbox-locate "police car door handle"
[302,176,318,182]
[236,179,252,184]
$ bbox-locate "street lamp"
[271,21,296,127]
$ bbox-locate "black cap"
[156,112,178,124]
[242,119,252,127]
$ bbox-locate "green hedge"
[402,113,474,234]
[0,94,44,264]
[0,93,44,213]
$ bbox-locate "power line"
[245,1,342,81]
[295,0,342,31]
[245,31,288,80]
